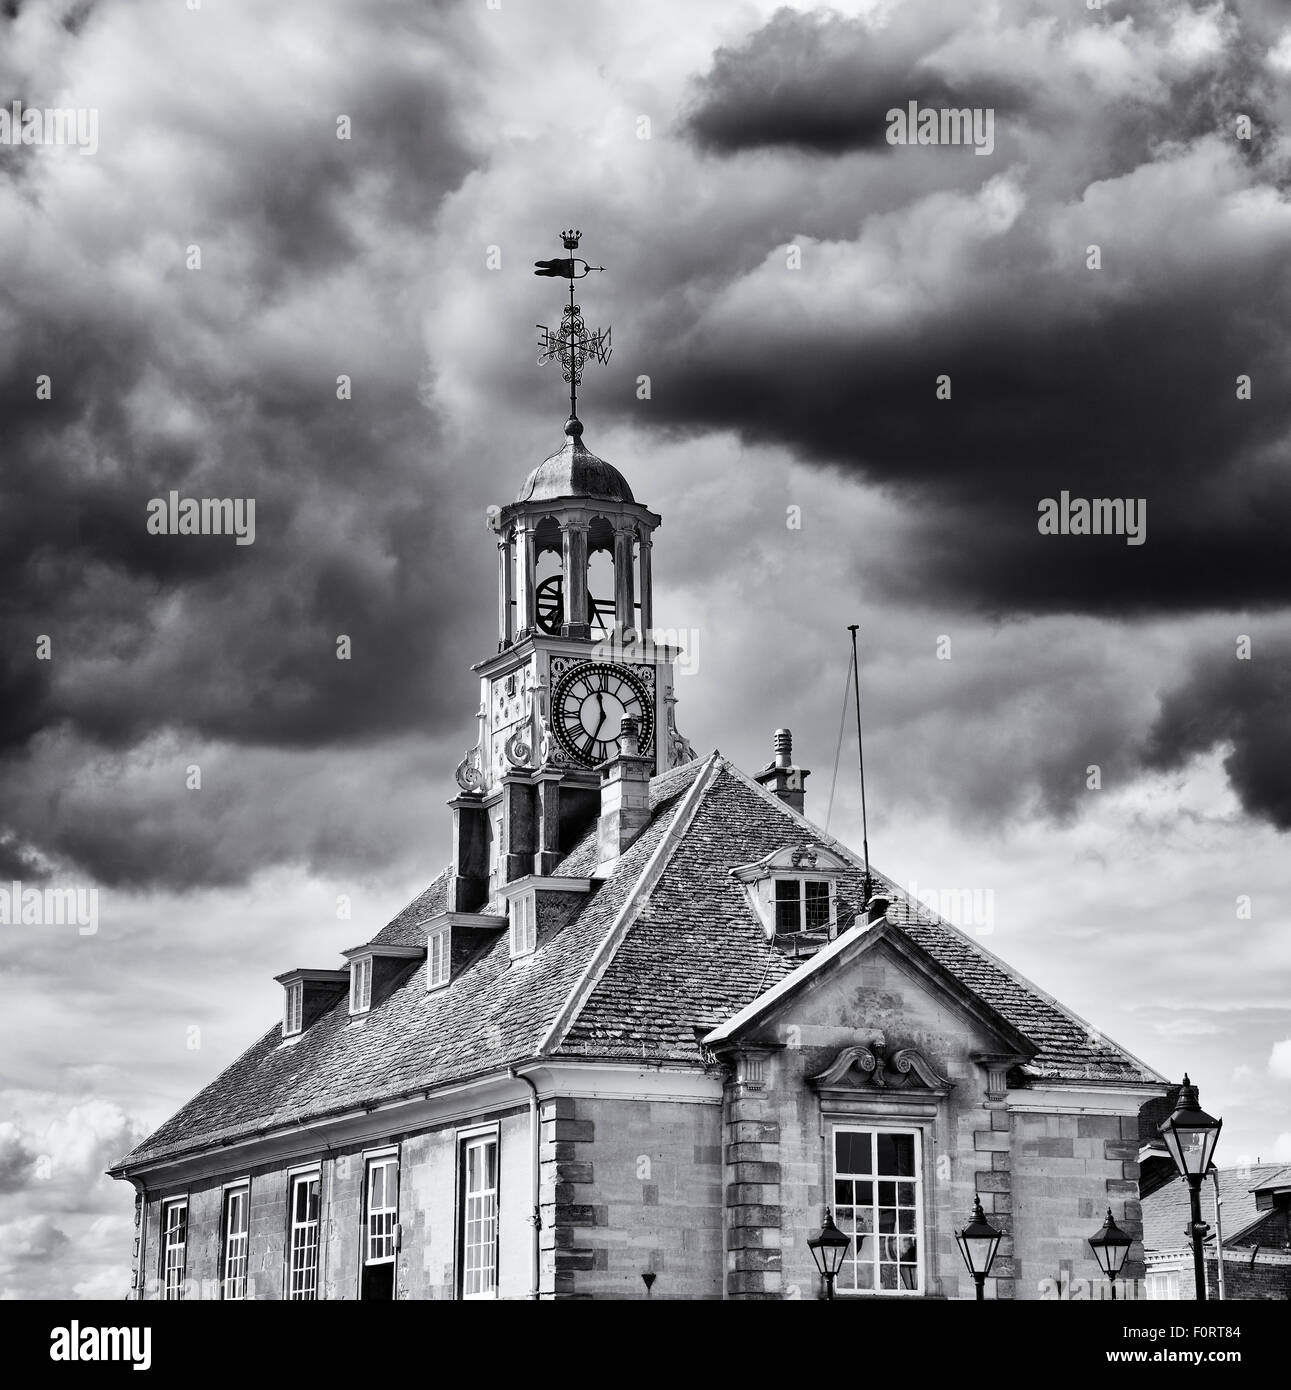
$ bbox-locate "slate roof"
[1253,1165,1291,1194]
[1142,1164,1288,1253]
[115,752,1166,1172]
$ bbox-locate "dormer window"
[731,842,849,941]
[274,967,349,1041]
[510,891,536,959]
[284,980,303,1036]
[350,955,373,1015]
[496,875,593,964]
[342,942,426,1015]
[775,878,832,934]
[428,925,450,989]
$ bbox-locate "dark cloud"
[685,7,1024,155]
[0,1128,36,1194]
[643,260,1291,616]
[10,1217,69,1262]
[1142,633,1291,830]
[629,2,1291,622]
[0,3,491,883]
[7,0,1291,898]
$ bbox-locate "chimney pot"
[756,728,810,814]
[597,722,652,863]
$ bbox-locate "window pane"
[774,879,802,932]
[223,1189,249,1300]
[289,1176,321,1300]
[366,1159,398,1264]
[163,1201,188,1301]
[805,880,830,929]
[462,1138,498,1296]
[835,1130,871,1176]
[832,1129,922,1297]
[877,1132,916,1176]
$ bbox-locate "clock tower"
[447,232,695,912]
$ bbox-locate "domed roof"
[515,417,634,505]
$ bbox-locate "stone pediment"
[810,1036,953,1097]
[729,841,850,884]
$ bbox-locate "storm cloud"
[1143,633,1291,831]
[685,7,1026,155]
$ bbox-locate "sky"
[1,0,1289,1299]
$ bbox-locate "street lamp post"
[1088,1208,1134,1300]
[955,1194,1003,1301]
[1158,1073,1222,1302]
[807,1208,851,1301]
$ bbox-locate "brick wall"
[1207,1251,1291,1300]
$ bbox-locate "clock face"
[552,662,653,766]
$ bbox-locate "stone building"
[111,379,1171,1300]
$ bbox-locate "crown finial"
[535,230,611,424]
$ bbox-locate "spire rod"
[848,624,872,904]
[535,228,612,427]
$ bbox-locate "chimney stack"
[597,716,652,863]
[754,728,810,814]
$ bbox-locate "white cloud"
[72,1266,131,1301]
[1268,1040,1291,1082]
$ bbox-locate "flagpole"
[848,624,871,905]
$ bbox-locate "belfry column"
[562,520,590,640]
[497,534,515,648]
[515,521,537,636]
[637,533,653,637]
[613,524,636,637]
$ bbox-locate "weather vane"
[534,229,612,423]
